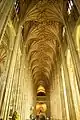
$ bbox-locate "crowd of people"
[30,114,46,120]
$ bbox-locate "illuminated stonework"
[0,0,80,120]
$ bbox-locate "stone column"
[15,45,26,118]
[20,74,27,120]
[14,56,22,113]
[0,26,22,120]
[25,60,34,120]
[61,45,76,120]
[7,47,22,119]
[20,56,28,120]
[0,21,16,117]
[59,65,67,120]
[50,69,62,119]
[64,21,80,93]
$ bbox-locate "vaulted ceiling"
[21,0,65,89]
[0,0,67,91]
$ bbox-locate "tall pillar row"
[64,21,80,118]
[14,46,34,120]
[58,64,67,120]
[0,11,34,118]
[0,19,16,117]
[59,18,80,119]
[58,23,76,120]
[7,46,22,119]
[0,0,16,112]
[0,17,16,104]
[64,20,80,93]
[63,2,80,119]
[67,49,80,120]
[60,44,76,120]
[8,42,34,120]
[0,25,23,120]
[60,49,80,120]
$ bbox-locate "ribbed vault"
[22,0,64,90]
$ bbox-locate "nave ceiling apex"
[20,0,63,89]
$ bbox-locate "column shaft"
[59,66,67,120]
[0,50,12,113]
[15,46,25,113]
[7,47,22,119]
[61,46,76,120]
